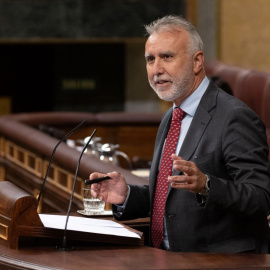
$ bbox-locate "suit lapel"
[171,83,217,174]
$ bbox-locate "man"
[90,15,270,253]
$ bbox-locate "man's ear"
[193,51,204,74]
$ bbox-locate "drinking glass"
[83,188,105,215]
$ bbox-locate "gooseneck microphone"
[37,120,87,204]
[56,128,97,251]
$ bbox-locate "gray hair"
[144,15,204,55]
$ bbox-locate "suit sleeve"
[113,184,150,220]
[205,105,270,218]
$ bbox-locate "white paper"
[39,214,140,239]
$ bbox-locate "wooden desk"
[1,243,270,270]
[1,181,270,270]
[0,214,270,269]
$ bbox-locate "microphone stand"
[55,129,97,251]
[37,119,87,204]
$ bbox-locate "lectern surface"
[1,243,270,270]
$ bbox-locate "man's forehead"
[145,30,188,52]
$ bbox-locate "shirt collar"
[174,76,209,117]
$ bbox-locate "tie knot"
[172,107,185,121]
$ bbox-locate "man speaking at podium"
[89,15,270,253]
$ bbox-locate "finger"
[168,174,188,183]
[90,172,106,180]
[173,162,193,176]
[171,154,183,160]
[174,160,197,176]
[172,157,193,167]
[90,183,101,190]
[170,181,189,188]
[107,171,121,179]
[90,188,98,198]
[170,177,198,192]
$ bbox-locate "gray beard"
[150,76,190,102]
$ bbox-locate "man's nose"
[152,59,165,75]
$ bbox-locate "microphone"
[56,128,97,251]
[37,120,87,204]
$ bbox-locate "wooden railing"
[0,111,161,213]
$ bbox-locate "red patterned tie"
[151,107,185,248]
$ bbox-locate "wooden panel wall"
[219,0,270,72]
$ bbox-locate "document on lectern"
[39,214,141,239]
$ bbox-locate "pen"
[84,176,112,185]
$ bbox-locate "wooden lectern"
[0,181,43,249]
[0,181,144,249]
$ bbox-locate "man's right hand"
[89,171,129,205]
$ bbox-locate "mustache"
[153,75,171,83]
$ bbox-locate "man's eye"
[163,55,172,59]
[146,56,154,62]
